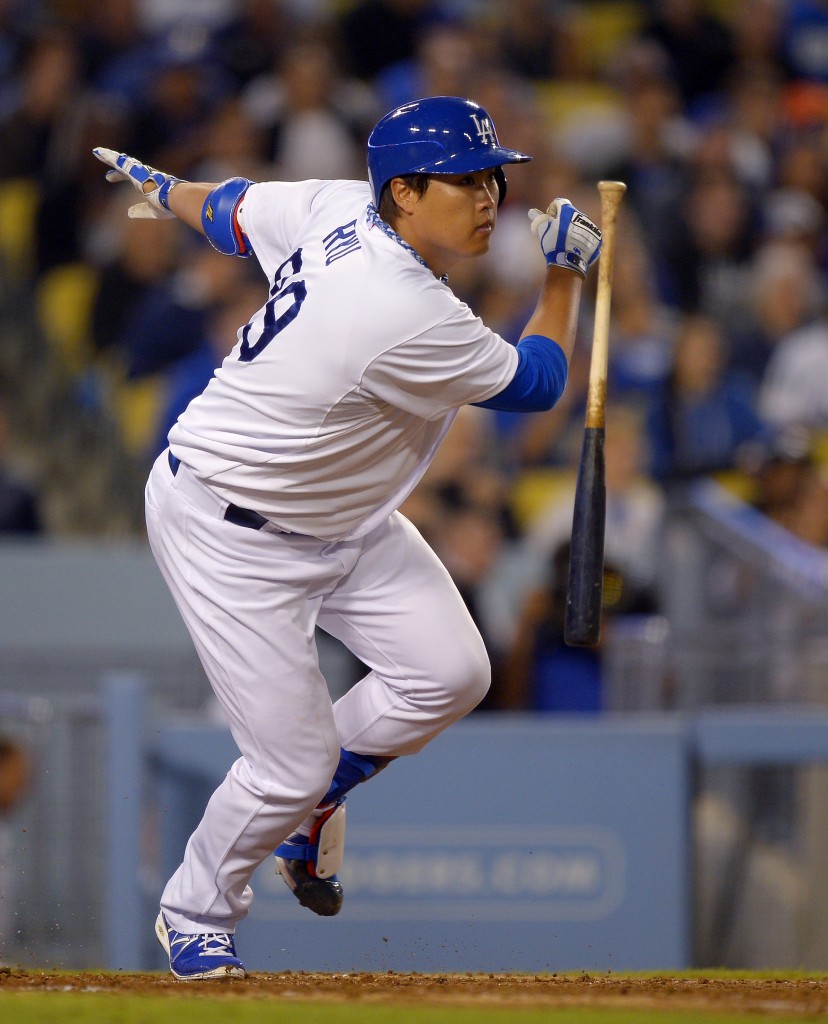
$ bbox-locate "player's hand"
[529,199,602,277]
[92,147,179,219]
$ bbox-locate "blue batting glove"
[93,147,180,219]
[529,199,602,277]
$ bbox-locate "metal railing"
[600,480,828,968]
[604,480,828,711]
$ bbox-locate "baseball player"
[93,95,601,981]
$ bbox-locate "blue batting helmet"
[366,96,532,207]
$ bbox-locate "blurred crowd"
[1,0,828,710]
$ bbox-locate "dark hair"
[0,735,25,763]
[377,173,431,226]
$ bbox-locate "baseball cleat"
[274,802,345,916]
[155,912,246,981]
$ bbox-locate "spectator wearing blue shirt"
[646,313,770,488]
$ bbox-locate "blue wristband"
[156,177,180,211]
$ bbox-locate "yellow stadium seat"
[111,374,166,457]
[510,467,576,532]
[707,0,741,24]
[36,262,99,375]
[712,470,760,504]
[0,178,38,282]
[534,79,621,133]
[571,1,646,75]
[813,430,828,466]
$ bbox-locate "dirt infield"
[3,967,828,1016]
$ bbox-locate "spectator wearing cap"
[749,426,816,530]
[762,187,827,260]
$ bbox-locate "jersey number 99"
[240,249,307,362]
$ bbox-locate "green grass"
[0,998,815,1024]
[3,970,828,1024]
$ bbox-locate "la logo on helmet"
[470,114,495,146]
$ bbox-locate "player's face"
[396,168,499,276]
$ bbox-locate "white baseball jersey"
[168,179,519,540]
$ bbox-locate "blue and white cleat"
[155,912,246,980]
[274,802,346,917]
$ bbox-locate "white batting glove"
[529,199,602,277]
[92,147,180,219]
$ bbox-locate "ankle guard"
[275,802,346,878]
[313,802,346,879]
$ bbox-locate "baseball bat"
[564,180,626,648]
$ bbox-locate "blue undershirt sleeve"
[474,334,568,412]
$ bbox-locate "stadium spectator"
[637,0,734,115]
[208,0,296,92]
[728,0,792,78]
[186,96,271,184]
[780,0,828,84]
[337,0,448,83]
[77,3,152,93]
[373,16,485,112]
[89,212,181,365]
[601,38,696,299]
[0,27,121,275]
[645,314,770,488]
[662,166,759,335]
[241,36,375,182]
[0,378,44,536]
[605,228,678,402]
[729,240,824,392]
[490,0,581,81]
[748,426,814,530]
[784,461,828,548]
[93,229,252,381]
[758,310,828,431]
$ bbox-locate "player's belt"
[168,451,270,532]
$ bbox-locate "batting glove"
[529,199,602,277]
[92,147,180,219]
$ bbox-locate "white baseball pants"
[144,452,490,933]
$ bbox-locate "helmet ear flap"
[495,167,507,207]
